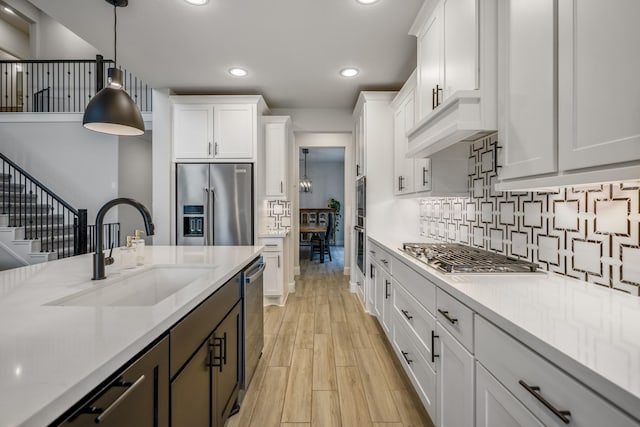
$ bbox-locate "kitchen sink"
[48,265,217,307]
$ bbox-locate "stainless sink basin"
[48,265,216,307]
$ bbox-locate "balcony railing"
[0,55,152,113]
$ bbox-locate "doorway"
[293,133,353,277]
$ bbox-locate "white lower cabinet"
[436,323,475,427]
[261,236,290,305]
[476,362,543,427]
[475,316,638,427]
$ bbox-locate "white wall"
[31,11,98,60]
[271,108,352,133]
[0,116,119,222]
[151,89,173,245]
[0,19,29,59]
[118,132,152,243]
[300,159,345,245]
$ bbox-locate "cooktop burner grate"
[402,243,538,273]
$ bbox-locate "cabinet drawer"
[260,237,283,252]
[393,280,437,368]
[170,277,241,377]
[392,312,437,418]
[436,288,474,353]
[475,317,638,427]
[393,257,436,315]
[368,241,392,274]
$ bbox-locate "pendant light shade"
[300,148,312,193]
[83,0,144,136]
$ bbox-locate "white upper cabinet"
[392,72,417,196]
[407,0,497,158]
[213,104,255,159]
[171,96,268,162]
[496,0,640,190]
[172,104,214,159]
[558,0,640,171]
[498,0,557,180]
[262,116,291,199]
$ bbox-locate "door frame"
[292,132,354,276]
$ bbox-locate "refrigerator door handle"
[203,187,210,245]
[210,188,215,244]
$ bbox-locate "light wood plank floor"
[227,246,434,427]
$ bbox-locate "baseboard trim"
[294,266,301,276]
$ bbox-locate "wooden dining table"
[300,222,328,263]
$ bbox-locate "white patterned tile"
[510,232,528,258]
[554,200,579,231]
[490,229,504,252]
[473,178,484,199]
[595,199,629,235]
[572,240,603,276]
[466,203,476,222]
[473,226,484,248]
[481,202,493,224]
[443,202,451,220]
[538,235,560,266]
[523,201,543,228]
[621,246,640,286]
[481,151,493,173]
[499,201,516,226]
[438,222,446,239]
[459,224,469,244]
[448,223,457,242]
[453,202,463,220]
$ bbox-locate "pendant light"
[83,0,144,136]
[300,148,312,193]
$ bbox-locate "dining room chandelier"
[300,148,312,193]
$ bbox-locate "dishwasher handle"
[245,261,265,283]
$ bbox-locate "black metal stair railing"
[0,152,121,260]
[0,55,152,113]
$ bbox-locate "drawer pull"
[401,309,413,321]
[370,264,375,278]
[209,336,225,372]
[369,250,376,255]
[381,259,388,265]
[265,244,278,247]
[438,309,458,325]
[385,280,391,299]
[401,350,413,365]
[519,380,571,424]
[431,330,439,363]
[94,375,146,423]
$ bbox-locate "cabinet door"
[417,2,444,118]
[476,363,544,427]
[442,0,478,99]
[558,0,640,170]
[61,337,169,427]
[214,104,254,159]
[437,323,474,427]
[393,95,416,196]
[212,303,240,427]
[498,0,557,180]
[171,342,210,427]
[173,103,213,159]
[264,122,287,198]
[355,110,365,178]
[263,251,283,296]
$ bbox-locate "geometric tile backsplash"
[419,133,640,296]
[264,200,292,231]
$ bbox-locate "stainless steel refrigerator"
[177,163,253,245]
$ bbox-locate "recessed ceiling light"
[356,0,380,4]
[340,68,359,78]
[184,0,208,5]
[229,67,248,77]
[3,6,15,14]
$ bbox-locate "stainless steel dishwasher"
[240,256,264,401]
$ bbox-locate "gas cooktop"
[402,243,538,273]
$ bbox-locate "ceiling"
[0,2,29,33]
[25,0,422,109]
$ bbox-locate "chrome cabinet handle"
[401,309,413,320]
[94,375,146,423]
[519,380,571,424]
[422,167,429,186]
[401,350,413,365]
[208,142,212,156]
[280,181,284,193]
[278,255,280,268]
[385,280,391,299]
[438,309,458,325]
[431,330,439,363]
[436,84,442,107]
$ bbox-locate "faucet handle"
[105,243,115,266]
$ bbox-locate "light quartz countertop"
[369,234,640,423]
[257,229,290,238]
[0,245,262,427]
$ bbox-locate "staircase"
[0,154,86,270]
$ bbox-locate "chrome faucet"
[92,198,155,280]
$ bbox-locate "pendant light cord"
[113,1,117,65]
